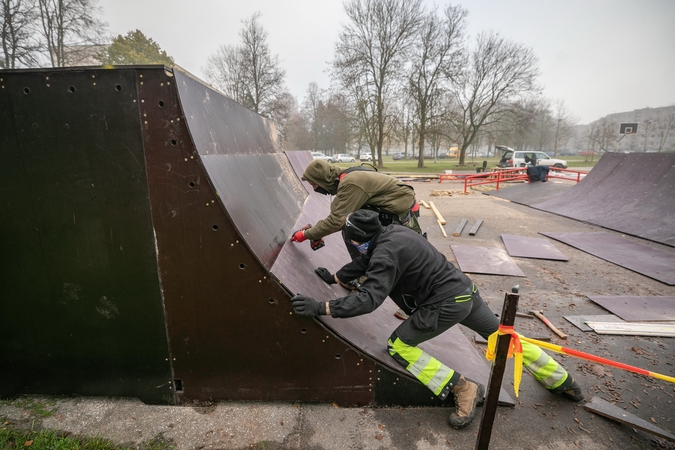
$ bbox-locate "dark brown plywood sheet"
[451,245,526,277]
[587,296,675,322]
[501,234,569,261]
[541,232,675,285]
[584,397,675,442]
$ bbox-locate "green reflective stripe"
[522,341,568,389]
[389,338,455,396]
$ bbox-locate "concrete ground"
[2,172,674,449]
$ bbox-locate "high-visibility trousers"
[387,285,570,399]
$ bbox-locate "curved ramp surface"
[0,66,511,406]
[532,153,675,247]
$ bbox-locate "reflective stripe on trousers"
[522,340,569,390]
[387,337,456,398]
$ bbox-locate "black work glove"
[291,294,325,317]
[315,267,336,284]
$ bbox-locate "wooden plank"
[586,321,675,337]
[428,201,446,224]
[437,219,447,237]
[564,314,622,332]
[419,199,430,209]
[584,397,675,442]
[469,219,483,236]
[453,218,468,237]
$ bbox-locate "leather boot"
[448,376,485,429]
[551,377,584,402]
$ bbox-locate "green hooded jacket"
[301,159,417,240]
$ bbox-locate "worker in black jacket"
[291,209,583,429]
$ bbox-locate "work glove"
[291,224,312,243]
[291,294,325,317]
[315,267,336,284]
[291,230,307,242]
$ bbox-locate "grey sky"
[98,0,675,124]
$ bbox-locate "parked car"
[359,153,373,161]
[392,152,405,160]
[497,147,567,169]
[311,152,333,163]
[334,153,356,163]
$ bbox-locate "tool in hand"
[530,310,567,339]
[291,224,325,251]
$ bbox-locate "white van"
[497,147,567,169]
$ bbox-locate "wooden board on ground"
[584,397,675,442]
[586,321,675,337]
[564,314,623,332]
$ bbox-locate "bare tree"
[1,0,41,68]
[407,4,466,168]
[332,0,424,167]
[37,0,107,67]
[653,108,675,152]
[302,82,322,151]
[203,12,287,124]
[446,31,539,164]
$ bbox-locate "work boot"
[448,376,485,429]
[551,377,584,402]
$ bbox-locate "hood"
[301,159,344,195]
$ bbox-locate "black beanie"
[343,210,383,242]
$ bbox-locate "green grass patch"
[0,428,175,450]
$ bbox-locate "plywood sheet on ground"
[541,232,675,285]
[501,234,569,261]
[587,296,675,321]
[451,245,526,277]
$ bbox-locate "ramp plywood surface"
[542,232,675,285]
[451,245,526,277]
[533,153,675,247]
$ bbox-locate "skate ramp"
[532,153,675,247]
[0,66,511,406]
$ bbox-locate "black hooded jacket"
[329,225,472,318]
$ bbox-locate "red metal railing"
[439,167,588,193]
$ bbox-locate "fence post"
[474,287,519,450]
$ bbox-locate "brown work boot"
[448,376,485,429]
[551,377,584,402]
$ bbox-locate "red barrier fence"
[439,167,587,193]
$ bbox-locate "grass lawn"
[334,156,597,173]
[0,428,174,450]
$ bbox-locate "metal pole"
[475,287,520,450]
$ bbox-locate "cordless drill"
[299,224,325,251]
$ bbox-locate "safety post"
[475,287,519,450]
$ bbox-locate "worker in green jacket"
[290,159,422,261]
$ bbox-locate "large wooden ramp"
[532,153,675,247]
[0,66,509,406]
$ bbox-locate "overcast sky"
[98,0,675,125]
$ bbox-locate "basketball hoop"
[619,123,638,135]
